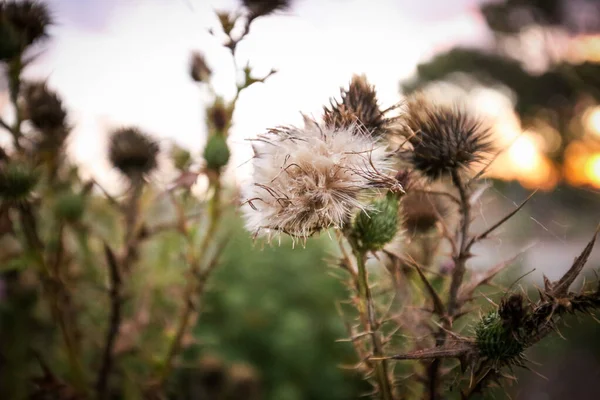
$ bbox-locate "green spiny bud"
[54,191,85,222]
[203,135,230,171]
[0,162,38,201]
[474,311,524,362]
[171,144,192,171]
[353,193,400,251]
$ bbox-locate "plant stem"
[8,56,23,151]
[346,235,394,400]
[447,171,471,316]
[18,204,87,394]
[155,177,222,387]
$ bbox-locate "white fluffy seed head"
[242,116,391,241]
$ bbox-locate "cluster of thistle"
[242,77,491,245]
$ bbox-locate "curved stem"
[155,178,222,387]
[346,234,394,400]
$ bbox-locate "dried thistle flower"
[0,161,38,201]
[22,81,69,151]
[190,52,211,83]
[243,117,390,239]
[206,98,230,134]
[401,191,448,234]
[323,74,392,137]
[400,95,492,180]
[0,0,51,50]
[108,127,159,179]
[242,0,291,19]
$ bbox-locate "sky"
[4,0,493,187]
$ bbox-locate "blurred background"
[2,0,600,398]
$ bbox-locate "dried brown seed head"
[22,81,69,150]
[242,0,291,19]
[108,127,159,179]
[190,52,211,83]
[323,74,392,137]
[400,95,493,180]
[0,0,51,49]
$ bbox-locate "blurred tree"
[401,0,600,164]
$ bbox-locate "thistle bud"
[190,52,211,83]
[54,190,85,222]
[22,81,69,151]
[0,162,38,201]
[207,98,230,134]
[108,127,159,179]
[203,135,230,171]
[170,144,192,171]
[216,11,235,35]
[353,193,400,251]
[0,1,52,49]
[475,295,527,364]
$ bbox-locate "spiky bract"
[0,162,38,201]
[323,74,393,137]
[353,193,400,251]
[401,96,492,180]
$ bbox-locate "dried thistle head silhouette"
[243,0,291,19]
[190,52,211,83]
[22,81,69,151]
[0,0,51,49]
[323,74,394,137]
[243,117,391,240]
[109,127,159,179]
[400,95,492,180]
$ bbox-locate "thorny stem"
[96,244,123,400]
[17,204,87,394]
[155,176,223,388]
[345,234,394,400]
[448,171,471,316]
[426,171,472,400]
[96,177,144,398]
[7,56,23,150]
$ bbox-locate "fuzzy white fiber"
[242,117,390,240]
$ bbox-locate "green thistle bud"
[171,144,192,171]
[474,311,524,362]
[203,135,230,171]
[0,162,38,201]
[54,191,85,222]
[353,193,400,251]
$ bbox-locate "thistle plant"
[242,73,600,399]
[0,0,279,399]
[1,1,599,399]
